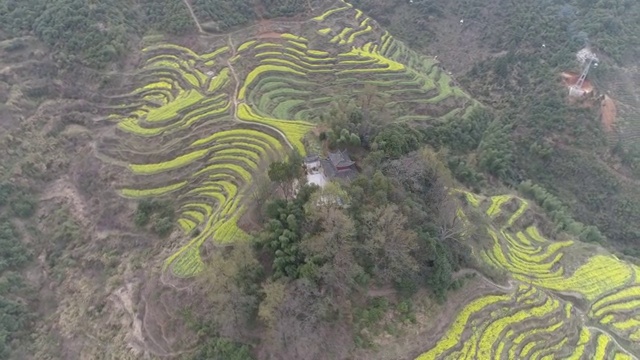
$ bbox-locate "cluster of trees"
[477,121,515,182]
[518,180,604,243]
[0,0,317,68]
[192,0,311,32]
[422,108,499,189]
[0,183,36,218]
[323,128,361,148]
[372,124,423,158]
[0,183,36,358]
[613,140,640,178]
[142,0,195,35]
[261,195,306,279]
[191,0,254,32]
[262,0,309,17]
[426,108,493,154]
[0,0,134,68]
[267,153,303,201]
[134,199,175,237]
[187,136,469,357]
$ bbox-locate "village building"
[303,154,326,187]
[303,150,358,188]
[321,150,358,181]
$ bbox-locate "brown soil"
[257,31,283,39]
[237,202,262,234]
[561,72,594,94]
[255,19,283,39]
[601,95,617,132]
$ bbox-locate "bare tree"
[250,173,272,209]
[199,242,260,339]
[436,196,465,243]
[302,205,362,299]
[385,148,466,244]
[260,279,352,360]
[361,204,419,283]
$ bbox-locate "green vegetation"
[519,180,604,243]
[0,218,30,275]
[0,0,134,67]
[0,184,37,358]
[190,338,253,360]
[0,183,36,218]
[134,199,175,237]
[354,0,640,254]
[5,0,640,358]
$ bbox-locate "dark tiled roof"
[334,168,358,180]
[321,159,336,178]
[321,158,357,181]
[304,154,320,163]
[328,150,355,168]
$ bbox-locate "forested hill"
[0,0,312,68]
[1,0,640,359]
[352,0,640,250]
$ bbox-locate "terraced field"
[417,192,640,359]
[91,1,640,357]
[98,1,474,277]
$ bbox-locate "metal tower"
[570,49,598,97]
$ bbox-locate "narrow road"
[225,35,295,151]
[181,0,204,33]
[453,268,517,292]
[454,268,639,358]
[586,326,638,360]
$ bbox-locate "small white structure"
[303,155,327,188]
[307,173,327,188]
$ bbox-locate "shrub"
[191,338,253,360]
[10,193,36,218]
[153,217,174,237]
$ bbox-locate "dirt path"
[365,268,515,299]
[225,35,295,151]
[453,269,639,358]
[181,0,204,33]
[587,326,639,360]
[601,95,617,132]
[453,268,516,292]
[367,287,397,297]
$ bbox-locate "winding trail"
[453,268,517,292]
[225,35,295,151]
[451,267,640,358]
[587,325,639,360]
[181,0,204,33]
[572,302,639,360]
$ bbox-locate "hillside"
[418,191,640,359]
[1,0,640,359]
[100,4,475,278]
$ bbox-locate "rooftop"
[304,154,320,164]
[321,158,358,181]
[328,150,355,168]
